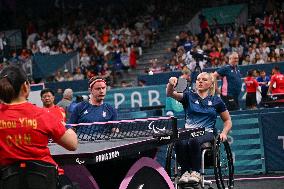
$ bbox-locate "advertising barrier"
[260,112,284,172]
[76,85,167,110]
[215,114,265,174]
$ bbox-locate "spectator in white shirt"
[73,67,85,80]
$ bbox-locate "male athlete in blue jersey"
[68,77,117,124]
[66,77,117,188]
[167,72,232,184]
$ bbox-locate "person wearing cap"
[0,65,78,181]
[68,76,117,124]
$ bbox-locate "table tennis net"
[67,117,175,141]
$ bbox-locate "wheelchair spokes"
[214,137,234,189]
[165,143,181,188]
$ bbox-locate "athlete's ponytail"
[209,73,216,96]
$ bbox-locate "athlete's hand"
[112,127,120,133]
[219,132,227,142]
[168,77,178,87]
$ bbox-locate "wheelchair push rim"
[213,135,234,189]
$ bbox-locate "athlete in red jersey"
[245,76,259,93]
[244,70,260,109]
[0,65,77,167]
[269,66,284,94]
[40,88,66,122]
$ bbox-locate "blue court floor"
[210,174,284,189]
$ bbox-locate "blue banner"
[106,85,167,109]
[76,85,168,110]
[201,4,246,25]
[261,112,284,172]
[32,51,78,79]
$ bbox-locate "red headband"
[89,79,106,88]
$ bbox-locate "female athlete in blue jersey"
[166,72,232,184]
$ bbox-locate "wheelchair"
[0,161,78,189]
[165,135,234,189]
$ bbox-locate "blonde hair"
[209,73,216,96]
[197,72,216,96]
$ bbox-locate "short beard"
[90,97,104,105]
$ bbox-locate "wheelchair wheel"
[213,136,234,189]
[165,142,184,189]
[165,143,175,178]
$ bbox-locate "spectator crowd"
[147,3,284,76]
[0,0,283,91]
[0,0,198,87]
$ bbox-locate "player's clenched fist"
[168,77,178,87]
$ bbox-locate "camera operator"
[186,46,208,70]
[185,46,209,88]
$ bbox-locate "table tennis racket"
[174,77,188,93]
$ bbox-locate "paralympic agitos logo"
[148,121,166,133]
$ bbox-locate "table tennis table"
[263,93,284,107]
[49,117,205,189]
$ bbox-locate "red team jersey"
[244,76,259,93]
[45,105,66,122]
[270,73,284,94]
[0,102,66,166]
